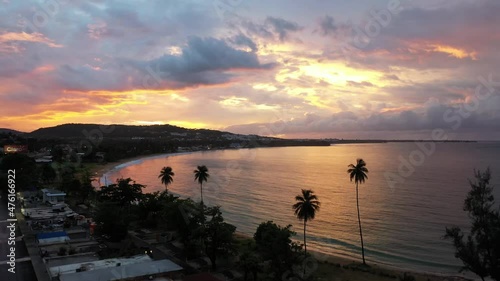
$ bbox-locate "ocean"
[101,142,500,275]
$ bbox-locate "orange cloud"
[0,32,63,52]
[430,44,477,60]
[0,87,188,131]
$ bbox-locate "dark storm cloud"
[241,20,275,40]
[265,16,302,41]
[132,36,275,89]
[230,34,258,52]
[241,16,302,42]
[318,15,337,36]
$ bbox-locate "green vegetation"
[203,206,236,270]
[158,166,174,193]
[194,165,209,203]
[445,168,500,281]
[254,221,304,280]
[293,188,320,271]
[348,158,369,265]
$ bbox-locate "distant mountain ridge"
[0,128,26,135]
[27,123,241,139]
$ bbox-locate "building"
[36,231,70,245]
[42,189,66,204]
[47,254,183,281]
[35,155,53,163]
[4,144,28,154]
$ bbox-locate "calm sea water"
[102,142,500,275]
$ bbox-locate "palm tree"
[158,166,174,193]
[347,158,369,265]
[293,189,320,261]
[194,165,209,203]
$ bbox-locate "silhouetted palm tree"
[194,165,209,203]
[293,189,320,260]
[348,158,369,265]
[158,166,174,193]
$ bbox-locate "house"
[42,188,66,204]
[49,255,183,281]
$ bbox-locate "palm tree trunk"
[304,219,307,256]
[356,182,366,265]
[304,219,307,276]
[200,183,204,203]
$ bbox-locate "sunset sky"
[1,0,499,139]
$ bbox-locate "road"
[0,194,37,281]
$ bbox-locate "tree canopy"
[97,177,145,206]
[254,221,303,280]
[445,168,500,281]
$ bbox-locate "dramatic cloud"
[130,36,274,89]
[0,32,62,53]
[264,17,302,41]
[0,0,499,140]
[225,97,500,140]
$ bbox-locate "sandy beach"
[88,152,186,185]
[233,232,473,281]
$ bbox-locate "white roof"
[49,254,151,277]
[59,259,182,281]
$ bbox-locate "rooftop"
[58,259,183,281]
[49,254,152,277]
[41,188,66,196]
[21,205,77,220]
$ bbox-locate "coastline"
[234,232,473,281]
[88,151,200,185]
[90,152,475,281]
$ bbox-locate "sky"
[1,0,500,140]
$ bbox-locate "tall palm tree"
[194,165,209,203]
[293,189,320,260]
[347,158,369,265]
[158,166,174,193]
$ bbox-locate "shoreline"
[88,151,198,185]
[233,232,473,281]
[89,153,475,281]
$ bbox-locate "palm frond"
[293,189,320,222]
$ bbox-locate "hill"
[0,128,26,135]
[28,123,232,139]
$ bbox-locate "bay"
[102,142,500,274]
